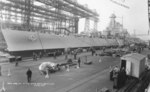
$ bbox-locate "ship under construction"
[0,0,142,57]
[0,1,150,92]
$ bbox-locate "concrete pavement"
[0,51,120,92]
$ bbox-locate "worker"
[33,52,37,61]
[113,66,119,89]
[39,52,42,58]
[78,58,81,67]
[109,66,113,81]
[74,52,77,59]
[15,59,18,67]
[65,53,68,60]
[120,67,127,87]
[54,51,56,59]
[26,68,32,83]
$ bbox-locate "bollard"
[7,69,11,77]
[76,64,79,69]
[99,58,102,63]
[66,65,70,72]
[0,81,6,92]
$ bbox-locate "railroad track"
[135,70,150,92]
[118,70,150,92]
[117,77,138,92]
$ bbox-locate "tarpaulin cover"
[39,62,57,71]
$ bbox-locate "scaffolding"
[0,0,99,34]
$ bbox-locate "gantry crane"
[0,0,99,34]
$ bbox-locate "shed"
[121,53,146,78]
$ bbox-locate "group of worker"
[32,52,42,61]
[110,66,127,89]
[3,48,95,84]
[65,49,79,60]
[27,50,82,83]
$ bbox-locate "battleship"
[0,28,124,57]
[0,0,133,58]
[0,0,150,92]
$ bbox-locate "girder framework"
[148,0,150,34]
[0,0,99,34]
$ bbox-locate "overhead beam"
[35,0,88,18]
[1,2,64,20]
[63,0,99,16]
[35,0,98,20]
[2,5,60,21]
[6,0,73,19]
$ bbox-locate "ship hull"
[1,29,124,57]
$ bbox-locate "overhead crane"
[63,0,98,16]
[0,0,99,34]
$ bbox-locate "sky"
[1,0,149,36]
[78,0,149,35]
